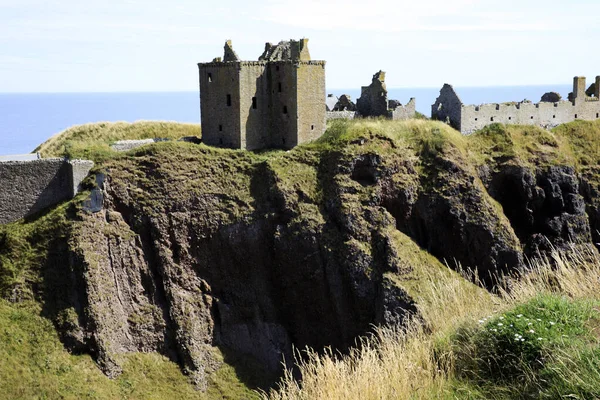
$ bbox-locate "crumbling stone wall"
[326,111,357,120]
[431,84,463,131]
[390,98,416,120]
[0,159,94,224]
[433,77,600,135]
[356,71,416,120]
[198,39,326,150]
[357,71,389,117]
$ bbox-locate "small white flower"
[520,338,525,342]
[517,314,523,318]
[550,322,556,326]
[537,337,543,341]
[537,319,542,322]
[478,320,485,324]
[529,329,535,334]
[528,322,533,326]
[510,324,514,327]
[499,316,505,320]
[498,323,503,326]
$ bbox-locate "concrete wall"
[0,158,94,224]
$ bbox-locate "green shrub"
[451,294,600,397]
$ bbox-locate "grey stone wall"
[295,61,326,147]
[458,98,600,135]
[110,139,156,152]
[199,62,242,148]
[357,71,389,117]
[390,98,416,120]
[432,78,600,135]
[0,158,93,224]
[431,84,463,131]
[326,111,357,120]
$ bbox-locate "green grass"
[449,294,600,399]
[0,199,73,301]
[467,123,572,168]
[553,119,600,167]
[35,121,201,163]
[0,299,258,400]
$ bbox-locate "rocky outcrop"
[25,120,600,392]
[478,163,590,257]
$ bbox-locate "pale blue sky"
[1,0,599,92]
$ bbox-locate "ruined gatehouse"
[432,76,600,135]
[198,39,326,150]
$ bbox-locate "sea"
[0,85,572,155]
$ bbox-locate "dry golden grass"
[264,245,600,400]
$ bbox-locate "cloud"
[254,0,563,32]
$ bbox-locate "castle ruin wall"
[295,61,326,146]
[459,100,600,135]
[199,62,242,148]
[326,111,357,120]
[390,98,416,120]
[0,158,94,224]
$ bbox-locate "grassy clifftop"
[3,118,600,399]
[35,121,200,162]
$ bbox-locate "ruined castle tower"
[198,39,326,150]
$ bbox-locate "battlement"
[432,76,600,135]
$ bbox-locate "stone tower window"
[553,115,556,119]
[575,114,578,119]
[311,125,314,130]
[597,113,599,118]
[531,116,534,119]
[219,125,223,131]
[490,117,494,122]
[252,97,257,109]
[208,73,212,83]
[508,117,512,120]
[278,83,282,93]
[227,94,231,107]
[283,106,288,114]
[475,118,478,121]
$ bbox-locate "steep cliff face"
[49,121,525,389]
[5,119,600,392]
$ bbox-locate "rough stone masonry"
[0,158,94,224]
[432,76,600,135]
[198,39,326,150]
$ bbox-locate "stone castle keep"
[198,39,326,150]
[432,76,600,135]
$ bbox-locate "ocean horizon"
[0,84,572,155]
